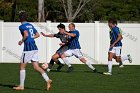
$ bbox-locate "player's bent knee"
[80,58,86,63]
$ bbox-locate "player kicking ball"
[13,11,52,91]
[103,18,132,75]
[41,23,71,72]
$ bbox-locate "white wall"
[0,21,140,65]
[0,20,3,62]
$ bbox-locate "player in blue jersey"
[61,23,97,72]
[13,11,52,91]
[103,18,132,75]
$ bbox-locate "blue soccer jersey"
[19,22,38,51]
[69,29,81,49]
[110,26,122,47]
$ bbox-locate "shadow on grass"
[0,83,45,91]
[84,71,104,74]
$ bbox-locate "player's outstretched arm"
[34,32,40,39]
[64,31,76,37]
[41,32,54,37]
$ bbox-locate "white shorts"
[20,50,39,63]
[109,46,122,56]
[64,49,83,58]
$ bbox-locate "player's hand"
[110,43,115,48]
[41,32,46,37]
[18,40,23,45]
[59,43,65,46]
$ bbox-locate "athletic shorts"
[109,46,122,56]
[56,46,69,55]
[64,49,83,58]
[20,50,39,63]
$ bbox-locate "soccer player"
[103,18,132,75]
[61,23,97,73]
[41,23,71,72]
[13,11,52,91]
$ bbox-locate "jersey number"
[29,29,34,38]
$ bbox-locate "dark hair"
[108,18,117,25]
[57,23,65,29]
[19,11,28,22]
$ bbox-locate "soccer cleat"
[127,54,132,63]
[56,64,64,72]
[93,69,97,73]
[13,86,24,90]
[103,72,112,75]
[119,65,124,68]
[67,66,73,73]
[47,79,52,91]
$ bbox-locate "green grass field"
[0,63,140,93]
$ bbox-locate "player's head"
[19,11,28,23]
[108,18,117,28]
[57,23,65,33]
[69,23,75,31]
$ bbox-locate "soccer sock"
[121,56,128,62]
[62,57,71,67]
[56,60,62,66]
[85,61,95,70]
[20,70,25,87]
[48,59,54,69]
[42,73,49,82]
[108,61,112,73]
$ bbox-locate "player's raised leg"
[32,62,52,91]
[121,54,132,63]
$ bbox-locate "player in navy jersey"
[61,23,97,73]
[103,18,132,75]
[41,23,71,72]
[13,11,52,91]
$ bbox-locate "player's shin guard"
[48,59,54,69]
[20,70,25,87]
[62,57,71,67]
[108,61,112,73]
[85,61,96,70]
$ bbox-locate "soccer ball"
[41,63,48,70]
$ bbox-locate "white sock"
[62,57,71,67]
[121,56,128,62]
[42,73,49,82]
[20,70,25,87]
[47,68,51,72]
[108,61,112,73]
[85,61,95,70]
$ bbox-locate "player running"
[13,11,52,91]
[41,23,71,72]
[103,18,132,75]
[61,23,97,73]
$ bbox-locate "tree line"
[0,0,140,22]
